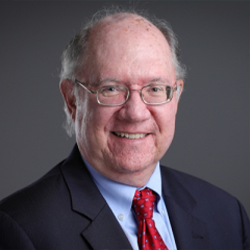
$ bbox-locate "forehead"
[82,13,174,83]
[92,13,157,36]
[89,13,169,51]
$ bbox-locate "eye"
[106,86,117,92]
[146,85,165,96]
[151,86,163,92]
[100,85,125,97]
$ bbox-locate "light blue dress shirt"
[84,158,177,250]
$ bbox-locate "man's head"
[60,8,186,186]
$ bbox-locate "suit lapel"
[161,166,210,250]
[82,205,132,249]
[61,145,132,249]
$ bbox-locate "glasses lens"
[97,85,128,105]
[142,85,172,104]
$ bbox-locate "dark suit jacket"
[0,144,250,249]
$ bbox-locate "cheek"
[156,102,177,128]
[77,99,119,144]
[153,104,177,145]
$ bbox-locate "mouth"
[112,132,148,139]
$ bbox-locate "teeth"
[114,132,147,139]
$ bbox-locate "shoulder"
[160,165,235,201]
[0,160,70,249]
[0,160,67,219]
[161,165,250,248]
[160,164,249,222]
[161,165,250,227]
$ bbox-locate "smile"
[112,132,148,139]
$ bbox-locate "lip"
[112,131,149,139]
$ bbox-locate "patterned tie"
[132,188,168,250]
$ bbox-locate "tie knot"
[132,188,156,220]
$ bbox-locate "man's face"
[71,15,182,186]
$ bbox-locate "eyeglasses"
[75,79,178,106]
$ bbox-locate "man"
[0,7,249,250]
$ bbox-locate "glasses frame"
[75,79,177,106]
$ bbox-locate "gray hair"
[60,6,187,136]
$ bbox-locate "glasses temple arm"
[75,80,96,94]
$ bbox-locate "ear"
[60,79,77,121]
[176,79,184,102]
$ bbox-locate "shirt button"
[161,210,165,215]
[118,214,124,221]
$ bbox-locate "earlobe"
[60,79,76,121]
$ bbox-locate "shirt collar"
[83,157,162,220]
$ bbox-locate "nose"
[117,89,151,122]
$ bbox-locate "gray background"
[0,1,249,217]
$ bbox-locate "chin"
[111,155,156,174]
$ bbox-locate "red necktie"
[132,188,168,250]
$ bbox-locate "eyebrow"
[92,77,171,87]
[100,77,121,84]
[144,77,172,86]
[148,78,166,83]
[91,77,121,87]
